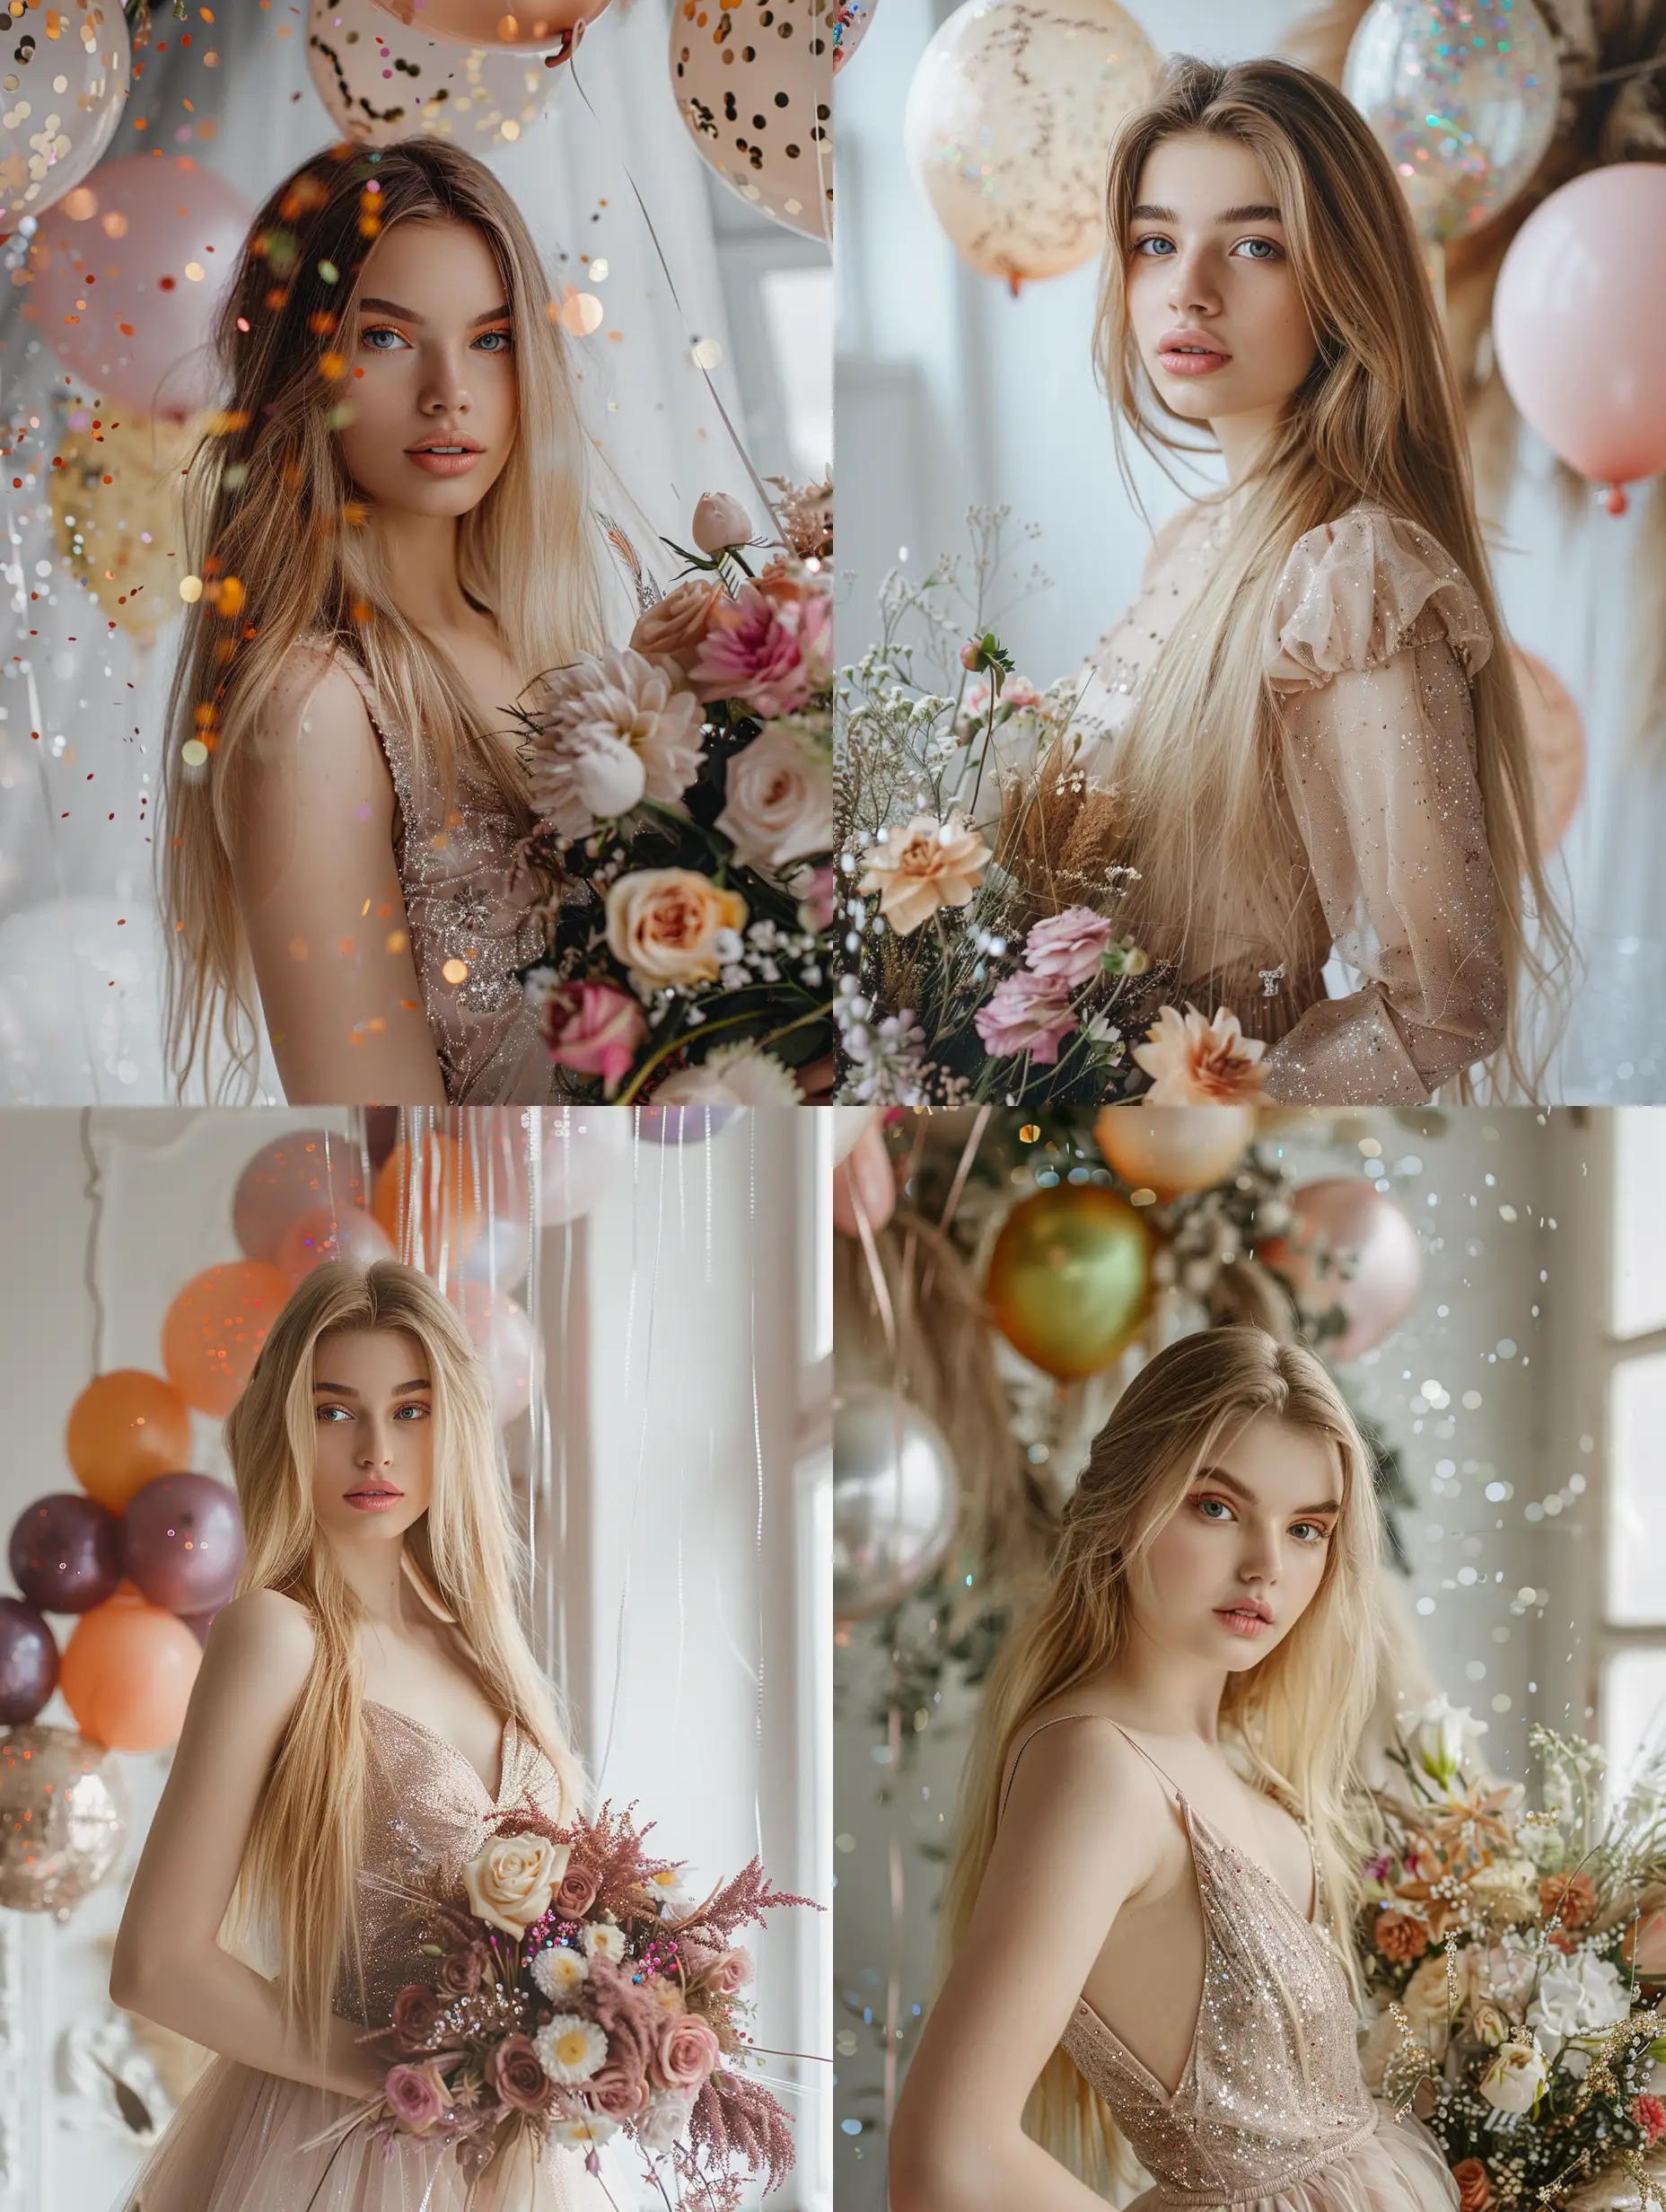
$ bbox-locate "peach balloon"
[277,1204,396,1283]
[59,1585,203,1753]
[373,1134,485,1266]
[1093,1106,1255,1199]
[450,1282,539,1425]
[234,1128,366,1265]
[162,1261,294,1418]
[370,0,609,48]
[833,1123,897,1238]
[1257,1179,1422,1361]
[66,1370,192,1513]
[1511,648,1587,859]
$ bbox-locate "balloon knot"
[1606,483,1629,517]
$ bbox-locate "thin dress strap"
[998,1713,1188,1826]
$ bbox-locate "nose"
[355,1414,395,1470]
[1240,1520,1283,1585]
[1167,242,1223,320]
[418,347,472,419]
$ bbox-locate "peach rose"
[1452,2159,1492,2212]
[1372,1909,1429,1963]
[657,2012,723,2092]
[462,1831,570,1938]
[715,721,832,873]
[605,868,748,988]
[630,578,724,670]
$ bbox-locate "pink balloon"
[28,155,251,417]
[450,1282,539,1425]
[277,1203,395,1283]
[1494,164,1666,512]
[832,1122,896,1239]
[234,1128,366,1265]
[539,1107,630,1225]
[1257,1179,1422,1361]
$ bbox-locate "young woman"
[888,1327,1459,2212]
[1044,57,1570,1106]
[109,1259,607,2211]
[161,139,611,1109]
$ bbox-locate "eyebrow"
[1192,1465,1341,1516]
[1131,203,1284,224]
[312,1379,432,1395]
[356,296,513,325]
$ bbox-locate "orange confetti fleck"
[289,938,309,961]
[386,930,408,954]
[319,351,346,381]
[336,936,355,957]
[118,321,135,337]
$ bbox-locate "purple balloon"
[0,1599,59,1725]
[636,1106,742,1145]
[122,1474,246,1617]
[8,1494,123,1615]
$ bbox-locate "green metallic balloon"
[986,1184,1153,1379]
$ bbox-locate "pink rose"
[1022,906,1114,989]
[688,585,808,716]
[385,2061,450,2136]
[709,1948,752,1997]
[390,1983,444,2050]
[589,2061,650,2122]
[690,491,754,556]
[539,981,648,1100]
[656,2011,723,2093]
[556,1863,601,1918]
[438,1942,488,1997]
[488,2034,557,2117]
[792,861,835,935]
[973,971,1078,1065]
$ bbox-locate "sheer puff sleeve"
[1258,508,1507,1105]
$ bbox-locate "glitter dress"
[1002,1718,1460,2212]
[114,1701,612,2212]
[298,633,557,1106]
[1066,498,1505,1105]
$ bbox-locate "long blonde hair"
[941,1327,1389,2192]
[222,1258,583,2061]
[1092,56,1571,1102]
[162,138,607,1100]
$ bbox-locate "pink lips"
[405,447,483,477]
[1156,328,1231,377]
[1215,1604,1272,1638]
[345,1486,404,1514]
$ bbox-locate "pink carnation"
[973,971,1078,1065]
[688,584,809,716]
[385,2061,450,2136]
[539,981,648,1099]
[1022,907,1114,988]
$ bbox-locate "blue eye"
[317,1404,350,1422]
[1195,1495,1233,1521]
[1290,1521,1330,1544]
[473,329,513,354]
[1133,235,1174,257]
[394,1402,431,1420]
[361,326,407,352]
[1233,237,1281,260]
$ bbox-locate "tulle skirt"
[1127,2107,1462,2212]
[111,2053,617,2212]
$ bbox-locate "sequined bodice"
[302,636,557,1105]
[335,1700,564,2030]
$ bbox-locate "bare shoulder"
[232,640,394,856]
[201,1586,317,1707]
[1000,1701,1162,1827]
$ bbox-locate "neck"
[1093,1613,1231,1742]
[366,505,479,632]
[325,1527,411,1629]
[1209,404,1283,489]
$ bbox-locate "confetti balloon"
[1513,647,1585,858]
[26,154,251,418]
[1093,1106,1255,1199]
[234,1128,366,1264]
[307,0,565,148]
[833,1384,957,1620]
[0,1598,58,1725]
[276,1202,396,1282]
[0,1725,129,1916]
[904,0,1161,289]
[539,1105,630,1224]
[1343,0,1559,248]
[369,0,609,47]
[671,0,834,243]
[986,1183,1153,1378]
[48,408,198,643]
[1493,164,1666,515]
[66,1369,192,1513]
[8,1493,123,1615]
[122,1473,246,1618]
[58,1585,202,1752]
[831,0,874,72]
[0,0,130,230]
[1257,1178,1422,1361]
[162,1260,294,1418]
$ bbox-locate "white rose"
[691,491,754,555]
[1527,1950,1631,2055]
[1478,2041,1548,2115]
[1400,1697,1488,1794]
[637,2089,696,2153]
[715,721,832,873]
[462,1831,570,1937]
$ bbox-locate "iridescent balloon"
[0,1725,129,1917]
[1343,0,1559,247]
[0,2,131,229]
[905,0,1162,288]
[833,1385,957,1620]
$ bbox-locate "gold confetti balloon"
[904,0,1160,289]
[0,1724,129,1918]
[986,1183,1153,1380]
[671,0,834,243]
[0,0,130,230]
[307,0,563,148]
[49,408,199,642]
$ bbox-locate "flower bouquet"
[353,1801,816,2209]
[511,482,834,1107]
[834,507,1267,1107]
[1358,1698,1666,2212]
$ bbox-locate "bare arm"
[889,1719,1162,2212]
[229,651,447,1105]
[109,1589,385,2100]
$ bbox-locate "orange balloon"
[66,1370,192,1512]
[162,1260,294,1418]
[1512,646,1586,858]
[1093,1106,1256,1199]
[59,1584,203,1751]
[373,1134,485,1266]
